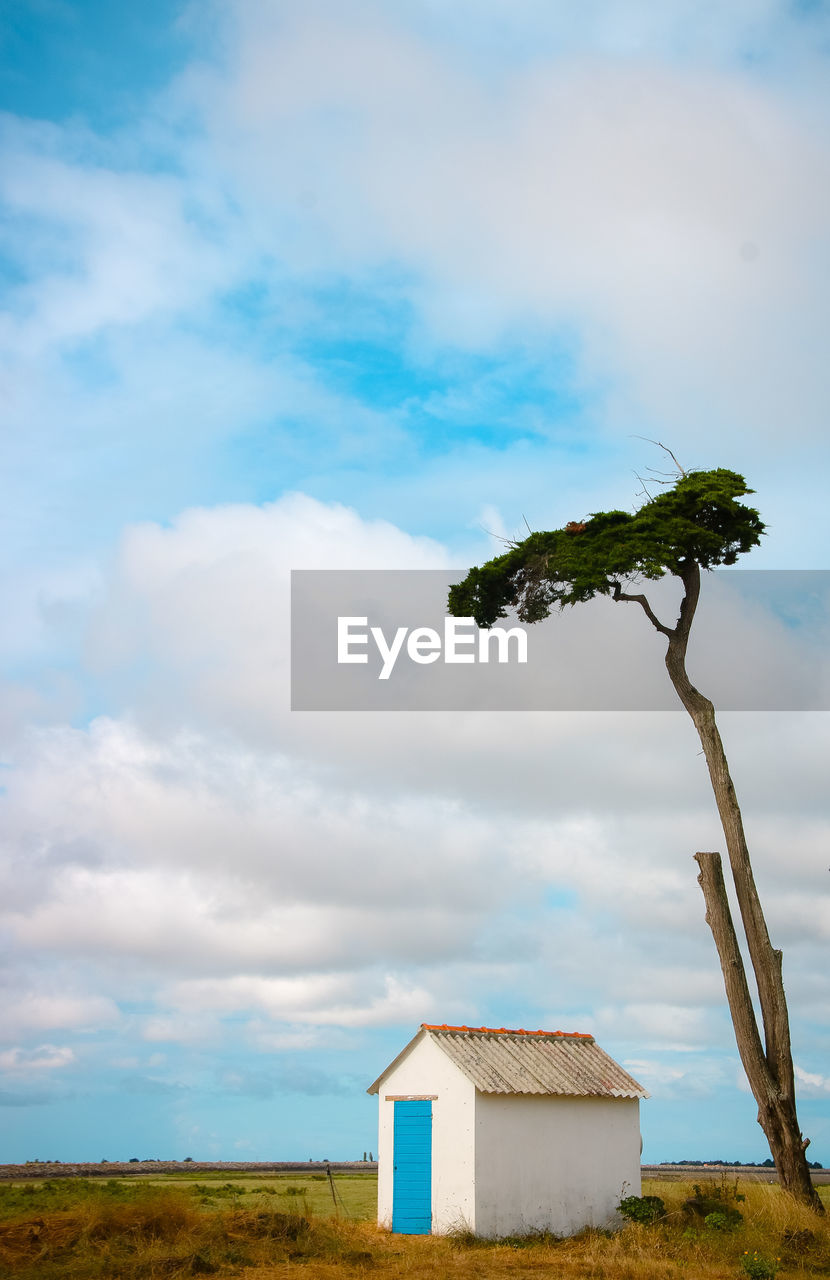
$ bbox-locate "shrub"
[705,1210,739,1232]
[618,1194,666,1224]
[684,1181,743,1227]
[740,1250,781,1279]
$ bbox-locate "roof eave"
[366,1026,428,1095]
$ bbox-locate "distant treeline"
[659,1159,824,1170]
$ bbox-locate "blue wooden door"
[392,1099,432,1233]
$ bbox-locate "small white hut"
[368,1023,647,1238]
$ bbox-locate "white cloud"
[186,3,830,449]
[141,1014,223,1047]
[0,113,245,354]
[0,1045,76,1074]
[86,492,447,686]
[623,1052,732,1098]
[795,1065,830,1097]
[592,1002,716,1050]
[0,994,120,1042]
[295,975,437,1029]
[0,494,825,1083]
[624,1057,686,1084]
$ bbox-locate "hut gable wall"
[474,1093,642,1238]
[376,1031,477,1233]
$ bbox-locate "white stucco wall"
[473,1093,641,1238]
[375,1032,477,1233]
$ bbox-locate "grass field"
[0,1171,827,1278]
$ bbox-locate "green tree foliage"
[448,469,764,627]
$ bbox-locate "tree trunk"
[694,853,821,1209]
[661,563,823,1211]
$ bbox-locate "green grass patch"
[0,1171,378,1224]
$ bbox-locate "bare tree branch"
[632,470,657,502]
[611,581,675,637]
[629,435,689,477]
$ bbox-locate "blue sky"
[1,0,829,1167]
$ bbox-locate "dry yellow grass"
[0,1175,826,1279]
[224,1179,823,1280]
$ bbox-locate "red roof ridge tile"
[421,1023,593,1039]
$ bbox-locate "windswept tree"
[448,463,822,1210]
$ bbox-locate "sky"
[0,0,829,1166]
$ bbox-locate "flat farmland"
[0,1167,828,1279]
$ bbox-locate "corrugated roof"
[368,1023,647,1098]
[426,1025,647,1099]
